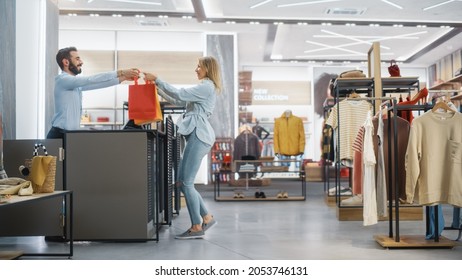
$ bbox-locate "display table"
[0,191,73,259]
[214,159,306,201]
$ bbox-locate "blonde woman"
[144,56,221,239]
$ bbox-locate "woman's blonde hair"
[199,56,222,93]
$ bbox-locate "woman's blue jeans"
[178,129,212,226]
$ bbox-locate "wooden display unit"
[336,204,423,221]
[374,235,459,249]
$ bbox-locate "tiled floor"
[2,181,461,260]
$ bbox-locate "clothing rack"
[376,101,459,248]
[333,96,395,208]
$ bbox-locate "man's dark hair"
[56,46,77,70]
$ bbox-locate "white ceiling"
[58,0,462,67]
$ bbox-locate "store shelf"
[429,75,462,91]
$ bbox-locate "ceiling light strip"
[104,0,161,5]
[423,0,455,11]
[380,0,403,9]
[250,0,273,9]
[278,0,342,8]
[304,39,365,55]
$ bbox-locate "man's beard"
[69,61,82,75]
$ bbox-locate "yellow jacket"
[274,111,305,156]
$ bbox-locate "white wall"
[16,0,46,139]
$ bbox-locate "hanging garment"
[273,111,305,156]
[325,99,372,166]
[352,126,365,195]
[405,110,462,207]
[233,130,261,178]
[322,122,335,162]
[233,130,261,161]
[352,115,410,201]
[362,111,378,226]
[376,111,387,218]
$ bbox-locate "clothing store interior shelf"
[374,235,459,249]
[213,159,306,201]
[381,77,420,93]
[429,74,462,91]
[333,78,374,95]
[0,191,74,259]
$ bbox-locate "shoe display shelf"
[213,159,306,201]
[210,137,233,183]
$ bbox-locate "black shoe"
[259,192,266,198]
[255,191,261,198]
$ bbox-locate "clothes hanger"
[431,100,455,113]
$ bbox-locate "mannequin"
[252,119,270,140]
[273,110,305,157]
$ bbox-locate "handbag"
[388,60,401,77]
[128,78,163,125]
[25,143,57,193]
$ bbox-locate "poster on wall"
[251,80,311,106]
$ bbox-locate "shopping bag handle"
[33,143,48,156]
[133,76,153,85]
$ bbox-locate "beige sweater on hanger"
[405,110,462,207]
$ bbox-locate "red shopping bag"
[128,78,163,125]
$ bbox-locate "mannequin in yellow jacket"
[274,110,305,156]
